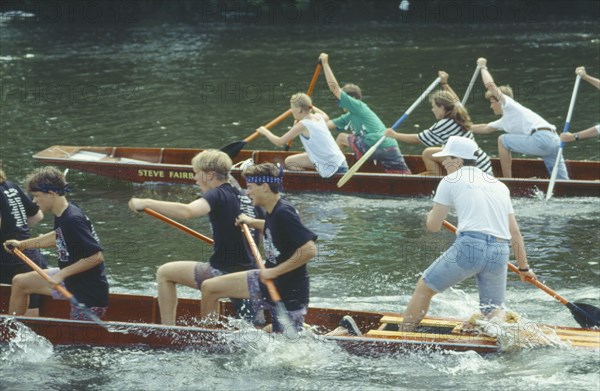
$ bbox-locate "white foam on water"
[0,317,53,363]
[473,317,565,352]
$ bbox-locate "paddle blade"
[220,141,247,159]
[568,302,600,328]
[273,301,298,340]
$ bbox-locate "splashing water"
[473,317,565,352]
[0,318,53,362]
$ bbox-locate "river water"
[0,6,599,391]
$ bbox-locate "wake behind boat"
[33,146,600,198]
[0,285,598,355]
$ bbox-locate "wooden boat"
[1,285,598,355]
[33,146,600,197]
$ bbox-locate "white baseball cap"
[432,136,479,160]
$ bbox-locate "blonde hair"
[0,160,5,183]
[191,149,232,181]
[429,90,472,131]
[290,93,313,112]
[242,162,281,193]
[485,85,514,100]
[25,166,68,195]
[341,83,362,100]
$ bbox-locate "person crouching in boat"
[400,136,536,332]
[4,167,109,320]
[470,57,568,180]
[384,71,493,176]
[319,52,412,174]
[257,93,348,178]
[200,162,317,332]
[128,150,261,326]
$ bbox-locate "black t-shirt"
[54,203,109,308]
[262,198,317,311]
[203,183,259,273]
[0,181,39,265]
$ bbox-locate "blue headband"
[32,183,71,195]
[244,164,284,191]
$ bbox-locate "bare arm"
[319,53,341,99]
[470,123,498,134]
[384,128,422,145]
[257,124,304,147]
[477,58,504,104]
[261,240,316,279]
[4,230,57,252]
[311,105,330,121]
[128,197,211,219]
[236,214,265,232]
[27,210,44,227]
[508,214,536,281]
[438,71,460,102]
[560,125,600,142]
[576,66,600,90]
[426,203,449,232]
[49,251,105,285]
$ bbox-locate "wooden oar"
[143,208,213,244]
[11,247,107,327]
[240,223,297,338]
[337,77,441,188]
[441,220,600,328]
[546,75,581,200]
[285,63,323,151]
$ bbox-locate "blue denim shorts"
[422,231,510,314]
[348,135,411,174]
[500,131,569,179]
[246,270,307,333]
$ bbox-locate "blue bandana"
[32,183,71,195]
[244,164,284,191]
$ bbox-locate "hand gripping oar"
[10,247,107,327]
[546,75,582,200]
[143,208,213,244]
[337,77,441,188]
[240,223,297,338]
[441,220,600,328]
[461,66,480,106]
[285,62,323,151]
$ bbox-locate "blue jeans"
[500,131,569,179]
[423,231,510,314]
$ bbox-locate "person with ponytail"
[385,71,493,176]
[257,93,348,178]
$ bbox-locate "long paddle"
[143,208,213,244]
[221,63,323,158]
[441,220,600,328]
[10,247,107,327]
[285,62,323,151]
[546,75,582,200]
[337,77,441,188]
[461,65,480,106]
[240,223,297,338]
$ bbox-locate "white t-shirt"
[300,114,347,178]
[433,166,514,239]
[488,96,555,135]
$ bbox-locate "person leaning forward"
[400,136,536,332]
[318,52,411,174]
[4,166,109,320]
[128,149,261,326]
[470,57,569,180]
[200,162,317,332]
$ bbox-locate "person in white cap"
[400,136,536,332]
[470,58,569,180]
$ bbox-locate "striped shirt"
[418,118,493,174]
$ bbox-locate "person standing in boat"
[128,149,260,326]
[4,166,109,320]
[200,162,317,332]
[0,162,48,316]
[318,53,412,174]
[257,93,348,178]
[399,136,536,332]
[470,57,569,179]
[384,71,493,176]
[560,66,600,143]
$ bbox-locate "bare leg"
[200,272,250,322]
[23,308,40,317]
[422,147,444,175]
[156,261,198,325]
[401,278,437,332]
[336,133,351,150]
[8,271,53,315]
[284,153,314,171]
[498,136,512,178]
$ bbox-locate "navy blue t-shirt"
[262,198,317,311]
[0,181,40,266]
[203,183,259,273]
[54,203,109,308]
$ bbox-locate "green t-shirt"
[331,91,398,149]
